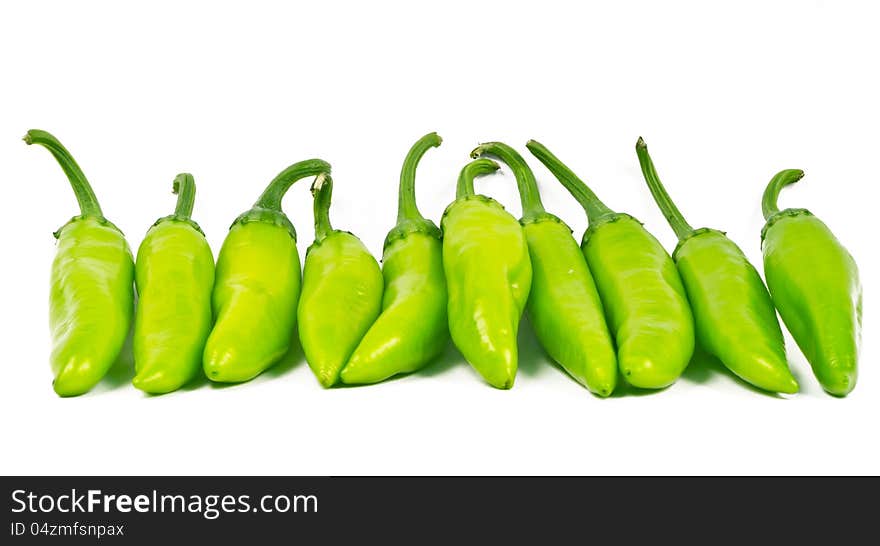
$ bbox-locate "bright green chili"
[341,132,448,385]
[441,158,532,389]
[527,139,693,389]
[132,174,214,394]
[203,159,331,383]
[25,129,135,397]
[761,169,862,396]
[298,175,384,387]
[471,142,617,396]
[635,138,798,394]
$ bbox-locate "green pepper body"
[528,140,694,389]
[636,139,797,393]
[582,215,693,388]
[299,176,384,387]
[133,174,214,394]
[203,160,330,383]
[441,159,531,389]
[341,133,448,385]
[27,130,135,397]
[51,218,134,396]
[523,219,618,395]
[472,142,617,396]
[761,170,862,396]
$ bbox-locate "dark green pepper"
[471,142,617,396]
[341,132,449,385]
[204,160,331,383]
[298,175,384,387]
[527,140,694,389]
[636,138,798,393]
[26,129,135,397]
[761,169,862,396]
[441,158,532,389]
[133,174,214,394]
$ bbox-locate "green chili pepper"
[340,133,449,385]
[527,140,693,389]
[204,160,331,383]
[441,158,532,389]
[761,169,862,396]
[471,142,617,396]
[25,130,135,397]
[298,175,384,387]
[635,139,798,394]
[132,174,214,394]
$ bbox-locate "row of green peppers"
[27,130,862,398]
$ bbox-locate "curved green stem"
[398,132,442,225]
[457,159,501,199]
[24,129,103,217]
[762,169,805,220]
[172,173,196,219]
[525,139,613,224]
[471,141,545,221]
[255,159,331,211]
[311,173,334,242]
[635,137,693,240]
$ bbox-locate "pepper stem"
[398,132,442,225]
[311,173,334,242]
[635,137,694,240]
[24,129,103,217]
[172,173,196,219]
[471,142,545,221]
[762,169,805,220]
[255,159,331,211]
[525,139,613,223]
[457,159,501,199]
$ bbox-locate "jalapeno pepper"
[340,132,449,385]
[471,142,617,396]
[441,158,531,389]
[635,138,798,393]
[132,174,215,394]
[203,160,331,383]
[527,140,694,389]
[298,175,384,387]
[761,169,862,396]
[25,130,135,397]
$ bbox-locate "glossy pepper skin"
[25,130,135,397]
[132,174,214,394]
[204,159,330,383]
[298,175,384,387]
[761,170,862,396]
[635,139,798,393]
[527,140,694,389]
[441,158,532,389]
[341,132,448,385]
[471,142,617,396]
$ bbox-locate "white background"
[0,1,876,475]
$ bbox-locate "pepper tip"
[636,136,647,150]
